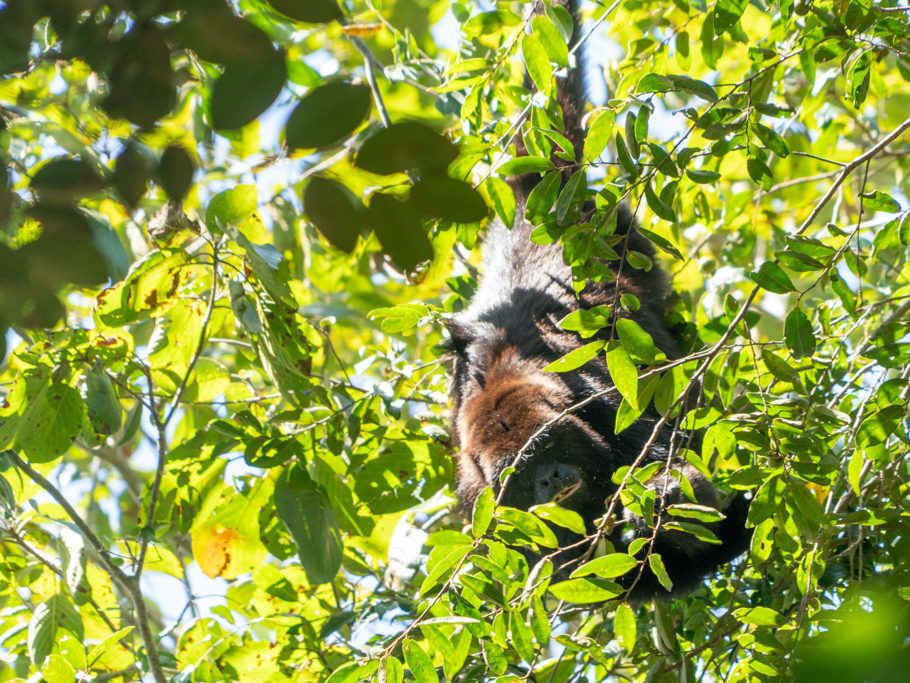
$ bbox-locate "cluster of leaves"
[1,0,909,682]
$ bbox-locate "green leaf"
[206,180,255,226]
[0,1,35,74]
[525,171,562,222]
[156,145,195,202]
[383,657,404,683]
[403,640,437,683]
[84,370,122,437]
[846,50,871,108]
[637,227,684,260]
[510,608,536,662]
[304,177,365,253]
[614,397,645,434]
[648,143,679,178]
[635,107,650,144]
[497,507,558,547]
[530,594,551,644]
[211,48,286,129]
[326,661,378,683]
[663,521,721,544]
[274,464,343,585]
[570,553,638,579]
[666,503,725,523]
[750,261,795,294]
[104,26,175,127]
[532,15,569,67]
[626,251,652,271]
[776,249,824,272]
[785,308,816,358]
[28,595,84,667]
[584,109,615,161]
[549,577,622,603]
[616,319,662,363]
[112,144,149,208]
[666,74,718,102]
[625,111,639,158]
[747,157,774,189]
[265,0,342,23]
[848,450,864,495]
[498,155,556,176]
[559,305,611,338]
[614,603,637,653]
[463,10,521,37]
[555,170,586,224]
[483,177,516,227]
[286,82,372,149]
[734,606,785,627]
[544,340,605,372]
[748,475,782,526]
[0,367,84,463]
[30,158,105,205]
[713,0,749,35]
[754,123,790,157]
[615,133,638,176]
[530,502,586,535]
[421,543,471,595]
[686,168,721,184]
[860,190,901,213]
[521,33,553,96]
[648,553,673,592]
[472,487,494,538]
[899,212,910,245]
[356,122,457,174]
[637,73,671,94]
[368,304,430,335]
[86,626,134,669]
[606,344,638,407]
[367,193,433,272]
[762,348,801,385]
[644,181,676,222]
[789,482,825,527]
[410,176,488,224]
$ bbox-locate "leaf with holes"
[27,594,84,667]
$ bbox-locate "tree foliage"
[1,0,910,681]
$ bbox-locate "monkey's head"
[444,308,749,594]
[445,313,636,552]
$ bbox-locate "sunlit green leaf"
[549,577,622,603]
[544,340,605,372]
[751,261,795,294]
[274,465,343,585]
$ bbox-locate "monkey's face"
[446,324,627,555]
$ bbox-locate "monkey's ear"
[440,318,476,355]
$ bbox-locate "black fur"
[447,0,750,600]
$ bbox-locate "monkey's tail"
[510,0,586,196]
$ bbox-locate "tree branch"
[7,452,169,683]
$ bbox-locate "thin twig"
[794,116,910,237]
[137,240,221,577]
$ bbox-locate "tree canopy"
[1,0,910,681]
